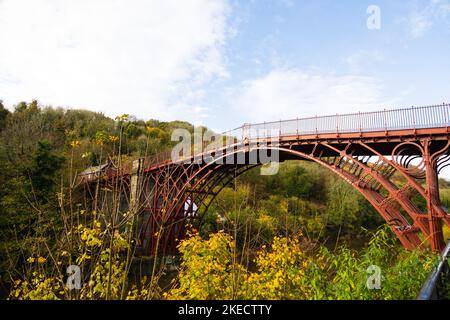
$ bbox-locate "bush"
[169,226,438,300]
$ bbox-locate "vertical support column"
[130,158,143,213]
[424,140,445,252]
[129,158,144,239]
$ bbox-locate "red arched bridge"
[80,104,450,254]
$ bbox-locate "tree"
[0,100,10,129]
[325,178,362,233]
[28,140,65,201]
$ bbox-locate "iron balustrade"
[221,103,450,141]
[147,103,450,165]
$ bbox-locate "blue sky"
[1,0,450,132]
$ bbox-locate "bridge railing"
[417,239,450,300]
[146,103,450,166]
[228,103,450,140]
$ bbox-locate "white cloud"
[407,11,433,38]
[404,0,450,38]
[0,0,230,122]
[232,69,391,123]
[345,50,384,72]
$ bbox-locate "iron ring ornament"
[391,142,426,179]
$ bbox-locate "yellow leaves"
[27,256,47,264]
[81,152,91,159]
[81,246,128,300]
[78,221,103,248]
[10,211,144,301]
[56,192,65,202]
[113,230,128,250]
[146,127,162,139]
[115,114,129,122]
[64,129,77,139]
[10,272,63,300]
[37,257,47,264]
[272,278,280,288]
[77,220,103,250]
[76,252,91,264]
[170,232,311,300]
[168,230,238,300]
[69,140,81,148]
[108,135,119,142]
[95,131,107,145]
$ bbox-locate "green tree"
[325,178,362,232]
[0,100,10,129]
[28,140,65,200]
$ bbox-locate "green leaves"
[114,114,129,122]
[29,140,65,195]
[170,227,438,300]
[0,100,9,129]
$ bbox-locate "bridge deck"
[82,103,450,179]
[144,125,450,173]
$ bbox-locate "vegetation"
[0,100,447,300]
[167,227,437,300]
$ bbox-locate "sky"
[1,0,450,133]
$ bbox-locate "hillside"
[0,100,448,299]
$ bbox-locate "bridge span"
[81,103,450,255]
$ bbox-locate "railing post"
[242,123,250,141]
[336,113,339,134]
[315,115,318,135]
[358,111,362,133]
[445,103,449,126]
